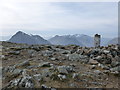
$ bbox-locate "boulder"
[57,66,68,75]
[110,66,120,72]
[16,61,30,67]
[33,74,43,82]
[19,76,34,88]
[89,59,99,65]
[57,65,75,75]
[9,75,34,88]
[67,53,89,63]
[102,59,112,64]
[50,58,56,61]
[111,61,120,67]
[89,65,96,69]
[94,56,102,61]
[41,84,56,90]
[103,50,110,54]
[12,69,23,77]
[68,53,80,61]
[94,70,102,75]
[8,51,20,55]
[58,74,67,80]
[42,50,53,57]
[38,62,51,67]
[66,66,75,73]
[72,73,79,79]
[2,66,15,73]
[41,69,52,77]
[98,64,110,70]
[60,50,71,54]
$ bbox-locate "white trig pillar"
[94,34,101,47]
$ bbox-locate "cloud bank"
[0,1,118,38]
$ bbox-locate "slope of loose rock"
[1,41,120,89]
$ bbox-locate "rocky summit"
[0,41,120,89]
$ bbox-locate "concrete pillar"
[94,34,101,47]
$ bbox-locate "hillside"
[9,31,51,45]
[1,41,119,89]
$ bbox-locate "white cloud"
[0,1,118,38]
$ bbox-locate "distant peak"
[17,31,24,33]
[74,34,82,37]
[55,35,59,37]
[16,31,26,35]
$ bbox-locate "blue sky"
[0,1,118,39]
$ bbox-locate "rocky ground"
[0,41,120,89]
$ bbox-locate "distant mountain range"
[8,31,118,46]
[8,31,51,45]
[48,34,113,47]
[107,37,119,45]
[48,35,84,46]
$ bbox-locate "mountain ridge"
[8,31,118,46]
[8,31,51,45]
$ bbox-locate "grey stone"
[114,56,120,62]
[103,70,110,74]
[102,59,112,64]
[57,66,68,75]
[89,65,96,69]
[50,58,56,61]
[42,50,53,57]
[68,53,80,61]
[89,59,99,65]
[110,66,120,72]
[33,74,43,82]
[2,66,16,74]
[38,62,51,67]
[66,66,75,73]
[67,53,89,63]
[16,61,30,67]
[9,51,20,55]
[98,64,110,70]
[41,84,49,88]
[72,73,79,79]
[30,45,41,51]
[58,74,67,80]
[0,55,5,59]
[111,61,120,67]
[28,50,35,54]
[41,84,56,90]
[28,50,36,57]
[94,70,102,75]
[60,50,71,54]
[9,78,21,87]
[12,69,23,77]
[94,56,102,61]
[19,76,34,88]
[22,69,28,76]
[42,69,52,77]
[9,75,34,88]
[110,71,119,75]
[27,65,37,69]
[90,49,101,55]
[103,50,110,54]
[69,83,78,88]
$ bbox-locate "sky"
[0,0,118,40]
